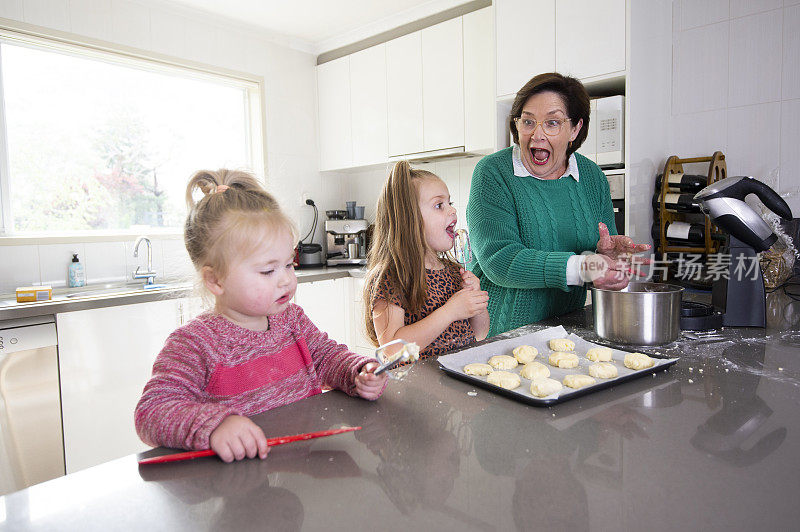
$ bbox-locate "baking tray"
[438,326,678,406]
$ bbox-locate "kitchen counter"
[0,266,364,321]
[2,289,799,530]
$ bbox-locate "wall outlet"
[301,191,311,205]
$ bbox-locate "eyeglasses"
[514,117,571,136]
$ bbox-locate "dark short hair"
[508,72,590,158]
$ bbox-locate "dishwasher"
[0,316,64,496]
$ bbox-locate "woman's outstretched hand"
[596,222,651,260]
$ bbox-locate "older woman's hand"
[581,253,631,291]
[596,222,651,260]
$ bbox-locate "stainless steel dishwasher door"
[0,319,64,496]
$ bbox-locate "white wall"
[669,0,800,215]
[332,156,481,233]
[627,0,800,247]
[627,0,674,245]
[0,0,338,292]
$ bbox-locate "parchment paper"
[438,326,678,403]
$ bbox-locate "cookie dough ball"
[624,352,655,370]
[548,351,579,369]
[488,355,518,370]
[520,361,550,380]
[530,377,562,398]
[464,363,493,376]
[588,362,618,379]
[487,371,521,390]
[586,346,613,362]
[563,374,597,389]
[512,345,539,364]
[549,338,575,352]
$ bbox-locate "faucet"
[132,236,157,285]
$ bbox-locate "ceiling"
[165,0,473,54]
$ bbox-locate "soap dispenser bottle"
[68,253,86,287]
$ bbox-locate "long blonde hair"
[184,169,296,290]
[363,160,455,346]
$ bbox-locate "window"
[0,32,263,236]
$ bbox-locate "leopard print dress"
[373,262,476,358]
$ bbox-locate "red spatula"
[138,426,362,465]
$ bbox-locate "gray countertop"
[2,289,799,530]
[0,266,364,321]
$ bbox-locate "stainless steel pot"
[591,282,684,346]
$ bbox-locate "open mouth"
[530,147,551,166]
[445,220,456,239]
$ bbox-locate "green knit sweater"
[466,148,617,337]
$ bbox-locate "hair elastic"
[215,185,230,193]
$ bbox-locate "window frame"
[0,19,267,244]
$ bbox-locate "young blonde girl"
[135,169,387,463]
[364,161,490,359]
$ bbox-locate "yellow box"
[16,286,52,303]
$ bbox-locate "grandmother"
[466,72,647,336]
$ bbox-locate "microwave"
[578,95,624,168]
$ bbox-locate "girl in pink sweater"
[135,169,387,462]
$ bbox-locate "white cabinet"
[317,56,353,170]
[464,7,495,153]
[555,0,626,79]
[56,298,202,473]
[293,278,348,345]
[421,17,464,152]
[350,44,388,166]
[496,0,556,98]
[387,17,468,156]
[319,10,494,167]
[347,277,375,357]
[495,0,626,98]
[386,32,424,156]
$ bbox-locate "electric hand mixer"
[693,176,793,327]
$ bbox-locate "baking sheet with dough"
[438,326,678,406]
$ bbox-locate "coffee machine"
[325,219,368,266]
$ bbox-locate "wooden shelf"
[653,151,727,280]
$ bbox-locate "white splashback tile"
[671,109,728,158]
[162,239,194,281]
[434,159,461,206]
[69,0,112,42]
[731,0,783,17]
[111,0,151,50]
[728,10,783,106]
[23,0,70,31]
[459,156,480,213]
[678,0,730,30]
[783,5,800,99]
[725,102,781,183]
[672,22,729,114]
[39,243,85,288]
[0,245,40,293]
[84,241,126,284]
[780,99,800,197]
